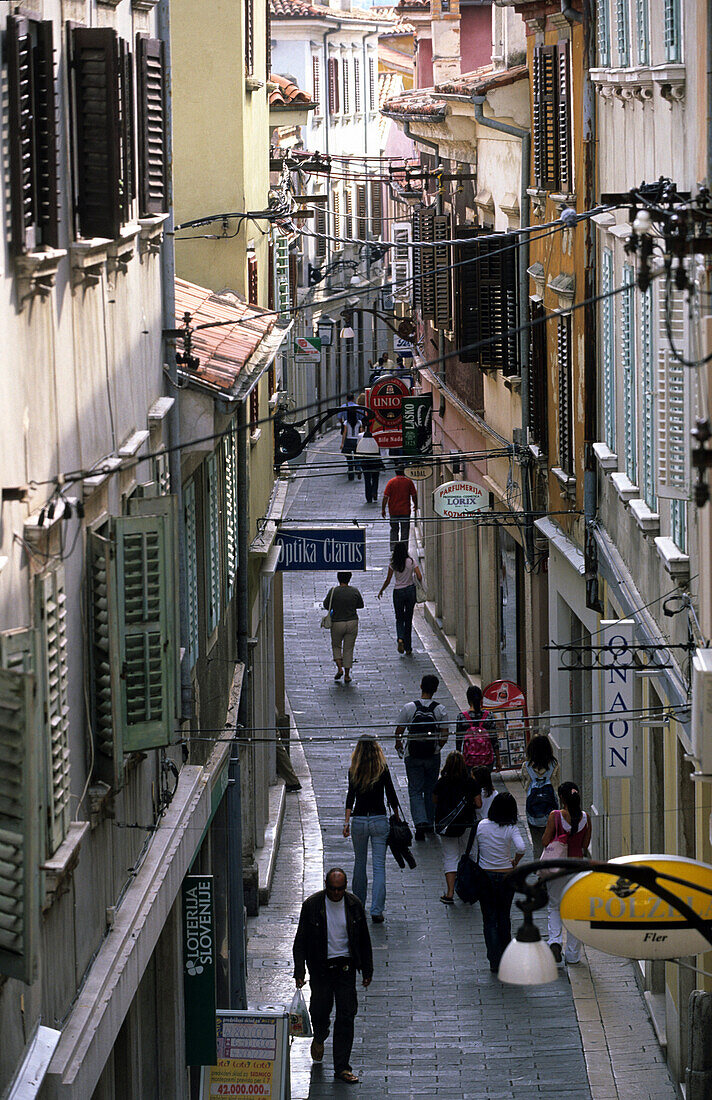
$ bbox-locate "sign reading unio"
[433,480,488,518]
[602,619,635,777]
[275,528,366,571]
[560,855,712,959]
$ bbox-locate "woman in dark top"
[433,751,481,905]
[324,571,364,683]
[343,736,399,923]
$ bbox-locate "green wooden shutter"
[636,0,649,64]
[88,530,123,790]
[671,498,686,551]
[621,264,636,483]
[616,0,630,67]
[640,286,655,509]
[602,248,615,451]
[183,480,199,667]
[206,454,222,635]
[223,432,239,599]
[0,667,39,983]
[663,0,681,62]
[35,569,71,856]
[597,0,611,66]
[274,233,291,322]
[657,283,691,500]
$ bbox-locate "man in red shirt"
[382,466,418,550]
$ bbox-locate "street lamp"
[339,307,416,343]
[498,857,712,986]
[316,315,335,346]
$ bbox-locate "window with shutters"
[206,454,222,635]
[597,0,611,66]
[342,59,350,115]
[312,55,321,111]
[245,0,255,73]
[368,56,376,111]
[455,230,519,373]
[663,0,681,62]
[601,248,615,451]
[615,0,630,67]
[274,233,291,321]
[153,450,171,496]
[136,35,167,217]
[557,314,573,476]
[250,387,260,431]
[183,480,199,667]
[657,283,691,511]
[556,43,571,193]
[671,498,686,551]
[345,188,354,240]
[354,58,362,113]
[529,298,548,452]
[248,254,259,305]
[6,15,59,255]
[419,208,436,321]
[265,2,272,79]
[35,569,70,856]
[640,285,655,509]
[635,0,649,64]
[391,221,412,301]
[315,203,327,258]
[332,189,341,243]
[356,185,367,239]
[412,209,424,314]
[532,43,570,193]
[370,180,382,239]
[223,430,239,599]
[0,665,39,983]
[433,213,452,330]
[621,264,637,483]
[327,57,339,115]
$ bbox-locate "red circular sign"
[369,376,410,427]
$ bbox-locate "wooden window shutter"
[663,0,681,62]
[7,17,38,254]
[640,285,655,509]
[136,36,167,217]
[153,450,171,496]
[411,209,423,313]
[274,232,291,320]
[454,224,480,363]
[556,43,571,193]
[596,0,611,66]
[183,480,199,667]
[345,188,353,239]
[433,213,452,330]
[206,454,222,635]
[0,666,39,984]
[528,298,548,452]
[119,40,135,224]
[265,1,272,78]
[532,45,557,191]
[635,0,649,65]
[356,184,367,238]
[621,264,636,483]
[391,220,412,302]
[332,188,341,242]
[474,232,519,373]
[557,314,573,476]
[370,180,382,238]
[70,27,122,240]
[315,204,327,258]
[87,529,123,790]
[342,59,350,115]
[354,58,361,113]
[248,254,259,305]
[368,56,375,111]
[245,0,255,73]
[657,283,691,499]
[223,431,239,599]
[35,569,71,856]
[616,0,630,66]
[34,22,60,249]
[328,57,339,115]
[601,247,615,451]
[420,208,436,321]
[312,56,320,110]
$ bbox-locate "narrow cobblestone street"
[247,437,677,1099]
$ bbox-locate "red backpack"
[461,711,494,768]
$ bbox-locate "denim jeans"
[350,814,390,916]
[404,753,440,828]
[389,515,410,550]
[363,471,379,502]
[342,438,358,479]
[479,870,516,969]
[393,584,417,652]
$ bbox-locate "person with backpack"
[456,685,501,773]
[432,752,481,905]
[521,735,560,858]
[472,766,496,823]
[394,674,448,841]
[542,782,591,964]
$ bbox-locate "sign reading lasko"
[276,528,366,570]
[433,480,488,518]
[560,855,712,959]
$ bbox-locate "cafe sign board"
[433,480,488,518]
[560,855,712,959]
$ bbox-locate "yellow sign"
[200,1011,289,1098]
[560,855,712,959]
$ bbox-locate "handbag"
[415,576,427,604]
[320,586,335,629]
[539,812,568,879]
[388,814,413,848]
[454,825,490,904]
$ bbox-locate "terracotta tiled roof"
[395,0,429,11]
[382,64,527,119]
[270,0,395,22]
[270,0,326,16]
[269,72,314,106]
[174,278,277,393]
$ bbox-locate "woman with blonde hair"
[343,735,399,923]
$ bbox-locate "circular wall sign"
[369,376,410,428]
[432,480,488,518]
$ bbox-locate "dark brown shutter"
[7,17,38,254]
[315,204,327,258]
[420,208,436,321]
[528,299,548,451]
[475,232,519,373]
[136,36,166,217]
[34,22,60,248]
[288,250,297,302]
[342,59,350,115]
[356,184,367,238]
[557,42,571,193]
[411,208,423,314]
[312,55,320,109]
[245,0,254,74]
[265,2,272,79]
[248,255,258,305]
[533,45,557,191]
[370,179,382,237]
[557,314,573,474]
[119,41,135,223]
[328,58,339,115]
[70,27,122,240]
[345,188,353,239]
[455,225,481,363]
[354,58,361,114]
[433,213,452,329]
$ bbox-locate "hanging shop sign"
[369,376,410,428]
[481,680,529,771]
[401,395,433,457]
[404,465,431,482]
[372,427,404,448]
[275,527,366,571]
[433,480,488,518]
[395,335,414,358]
[602,619,635,778]
[560,855,712,959]
[182,876,217,1067]
[294,336,321,361]
[200,1009,290,1099]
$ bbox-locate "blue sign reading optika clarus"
[276,528,366,570]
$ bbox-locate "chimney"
[430,0,461,85]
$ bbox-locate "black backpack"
[525,763,558,826]
[407,700,440,758]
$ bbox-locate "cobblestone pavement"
[247,436,677,1099]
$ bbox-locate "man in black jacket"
[293,868,373,1084]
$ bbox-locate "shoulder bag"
[539,811,569,879]
[454,824,491,904]
[321,586,335,629]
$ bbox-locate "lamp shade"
[340,325,355,339]
[498,938,558,985]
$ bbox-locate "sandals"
[440,894,454,905]
[334,1070,359,1083]
[344,672,352,683]
[311,1039,324,1062]
[334,668,343,681]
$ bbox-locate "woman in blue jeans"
[343,736,400,923]
[472,792,526,971]
[377,541,423,655]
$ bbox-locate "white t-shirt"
[393,557,417,589]
[476,790,496,823]
[474,819,526,870]
[325,897,350,958]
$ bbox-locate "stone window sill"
[591,64,685,105]
[503,374,521,392]
[552,466,576,496]
[15,247,67,307]
[83,456,123,496]
[629,498,660,535]
[611,471,639,502]
[138,213,169,256]
[246,76,265,93]
[654,535,689,581]
[593,441,618,471]
[42,821,90,910]
[250,428,263,446]
[528,442,547,466]
[70,238,112,289]
[107,223,140,276]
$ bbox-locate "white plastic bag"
[289,988,313,1037]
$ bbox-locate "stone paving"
[246,435,677,1099]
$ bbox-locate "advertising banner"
[200,1010,289,1098]
[183,876,217,1067]
[275,528,366,571]
[369,376,409,428]
[433,480,488,518]
[294,337,321,361]
[401,395,432,456]
[602,619,635,777]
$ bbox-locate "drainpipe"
[403,122,444,381]
[581,0,599,606]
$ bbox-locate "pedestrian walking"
[521,734,560,859]
[355,423,383,503]
[323,571,364,683]
[293,867,373,1084]
[376,541,422,655]
[394,673,448,841]
[343,735,399,923]
[341,406,362,480]
[471,792,526,972]
[472,766,496,823]
[381,465,417,550]
[456,684,501,771]
[544,782,591,965]
[433,751,481,905]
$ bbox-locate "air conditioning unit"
[691,648,712,774]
